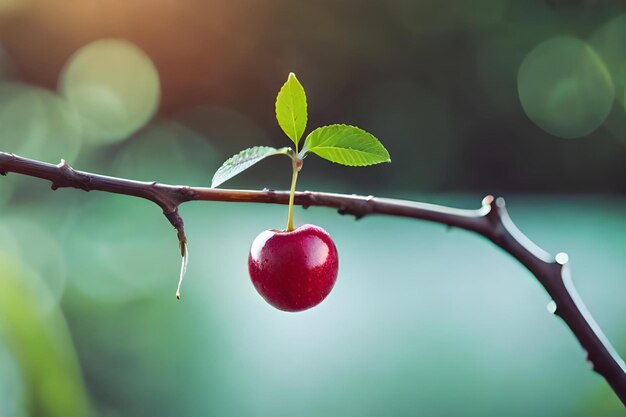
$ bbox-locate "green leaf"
[300,124,391,166]
[275,72,307,147]
[211,146,291,188]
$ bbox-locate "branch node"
[483,195,507,241]
[585,351,596,371]
[179,186,196,201]
[482,195,499,222]
[163,209,187,256]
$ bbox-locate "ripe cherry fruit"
[248,224,339,312]
[204,73,387,308]
[178,73,388,301]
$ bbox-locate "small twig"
[0,151,624,405]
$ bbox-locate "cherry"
[248,224,339,312]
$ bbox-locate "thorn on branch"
[336,206,365,220]
[555,252,569,265]
[301,192,312,209]
[584,351,596,371]
[484,195,502,219]
[483,195,507,241]
[346,196,375,220]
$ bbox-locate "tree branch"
[1,151,624,406]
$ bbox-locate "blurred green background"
[0,0,625,415]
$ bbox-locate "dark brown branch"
[1,151,624,406]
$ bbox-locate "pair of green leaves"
[211,73,390,188]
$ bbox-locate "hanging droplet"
[176,242,188,300]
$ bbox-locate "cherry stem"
[286,157,300,231]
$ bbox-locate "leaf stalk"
[286,156,300,231]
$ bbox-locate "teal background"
[1,192,624,416]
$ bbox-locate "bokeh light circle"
[591,15,626,108]
[0,82,82,160]
[59,38,160,144]
[517,36,614,139]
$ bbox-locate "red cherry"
[248,224,339,312]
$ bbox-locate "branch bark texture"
[0,151,624,405]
